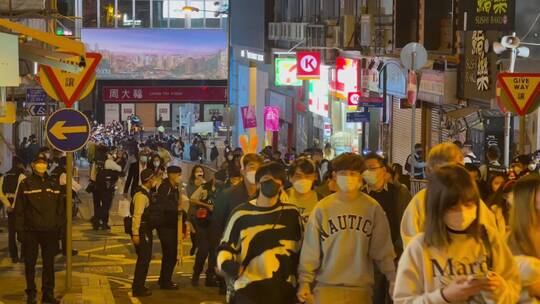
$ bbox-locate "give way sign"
[297,51,321,80]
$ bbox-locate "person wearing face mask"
[394,165,520,303]
[90,147,122,230]
[507,175,540,302]
[130,169,157,297]
[14,156,65,304]
[286,157,320,223]
[362,153,411,304]
[400,142,501,248]
[149,166,183,290]
[405,143,426,179]
[212,153,264,239]
[217,162,303,304]
[212,153,263,295]
[124,151,148,198]
[297,153,396,304]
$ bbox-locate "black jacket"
[153,181,180,228]
[212,182,255,235]
[14,174,65,232]
[124,162,141,197]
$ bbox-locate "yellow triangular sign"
[498,73,540,115]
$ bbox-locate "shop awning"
[444,106,480,119]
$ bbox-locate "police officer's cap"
[33,155,48,163]
[140,169,154,183]
[167,166,182,174]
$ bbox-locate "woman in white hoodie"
[508,175,540,303]
[394,165,520,304]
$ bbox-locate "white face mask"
[362,170,378,186]
[336,175,360,193]
[245,171,256,185]
[444,206,478,232]
[293,179,313,194]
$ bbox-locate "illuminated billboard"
[331,57,359,99]
[275,57,302,87]
[308,66,330,117]
[82,28,227,80]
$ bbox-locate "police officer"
[0,156,26,263]
[154,165,182,290]
[15,156,64,304]
[131,169,156,297]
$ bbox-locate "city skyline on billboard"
[82,28,227,80]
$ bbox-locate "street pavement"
[0,168,225,304]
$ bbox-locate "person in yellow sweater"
[400,142,501,248]
[507,175,540,303]
[394,165,520,304]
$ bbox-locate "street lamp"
[181,4,232,145]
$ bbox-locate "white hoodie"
[394,228,520,304]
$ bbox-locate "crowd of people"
[3,123,540,304]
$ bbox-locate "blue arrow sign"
[28,104,55,116]
[46,109,91,152]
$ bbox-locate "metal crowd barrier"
[410,179,428,196]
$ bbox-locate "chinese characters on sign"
[461,0,514,31]
[462,31,498,102]
[472,31,490,91]
[102,86,227,103]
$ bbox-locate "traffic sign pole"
[66,151,73,291]
[410,52,417,178]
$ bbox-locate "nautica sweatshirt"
[298,192,396,290]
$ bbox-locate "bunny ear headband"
[239,134,259,171]
[239,134,259,154]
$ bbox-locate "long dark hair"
[425,165,481,248]
[189,165,205,184]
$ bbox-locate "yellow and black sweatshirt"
[217,201,303,304]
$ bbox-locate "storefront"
[96,80,227,134]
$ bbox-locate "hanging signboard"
[241,106,257,129]
[461,31,499,102]
[308,66,330,117]
[331,57,359,99]
[0,32,19,87]
[296,51,321,80]
[460,0,515,31]
[264,106,280,132]
[346,112,370,123]
[275,57,302,87]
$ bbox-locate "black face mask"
[260,180,281,198]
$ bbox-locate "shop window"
[189,0,204,28]
[395,0,418,48]
[83,0,98,27]
[135,0,150,27]
[117,0,135,27]
[100,0,116,28]
[424,0,453,52]
[164,0,187,28]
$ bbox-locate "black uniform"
[132,186,154,294]
[92,160,119,229]
[2,167,25,261]
[154,182,180,287]
[14,174,64,299]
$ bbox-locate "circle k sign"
[348,92,362,106]
[296,51,321,80]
